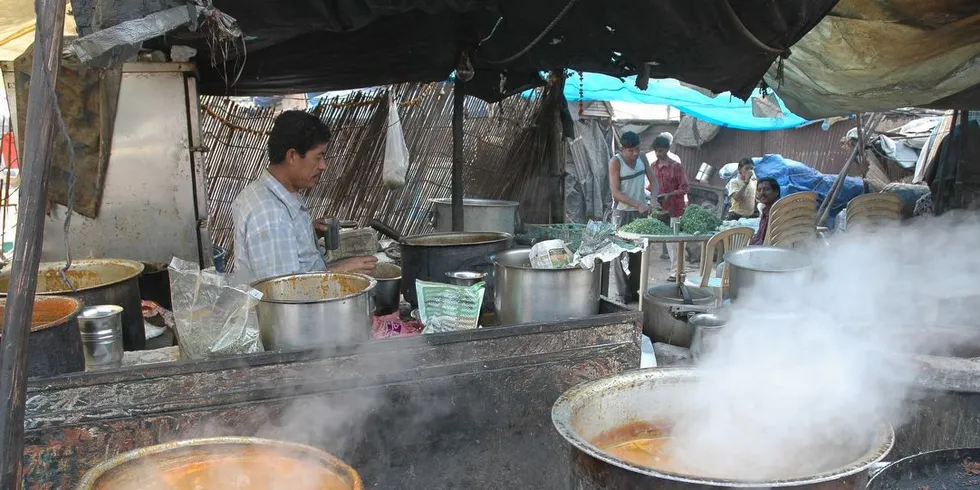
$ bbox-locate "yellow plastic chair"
[764,191,817,248]
[685,227,755,296]
[845,193,902,232]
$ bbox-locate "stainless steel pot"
[369,220,513,308]
[0,295,85,378]
[74,436,363,490]
[689,313,726,363]
[0,259,145,351]
[369,263,402,316]
[446,271,486,286]
[430,198,519,234]
[724,247,813,301]
[552,368,895,489]
[252,272,376,350]
[642,284,717,348]
[491,248,601,325]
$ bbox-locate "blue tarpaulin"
[753,154,864,220]
[560,71,811,131]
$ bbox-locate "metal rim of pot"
[551,368,895,488]
[490,248,580,272]
[867,446,980,489]
[0,295,84,333]
[0,259,145,296]
[429,197,520,207]
[73,436,364,490]
[400,231,513,247]
[723,247,813,273]
[370,263,403,281]
[251,272,378,305]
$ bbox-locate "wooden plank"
[0,0,68,486]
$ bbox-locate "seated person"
[749,177,781,246]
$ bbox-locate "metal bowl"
[552,368,894,488]
[74,436,363,490]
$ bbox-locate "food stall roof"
[768,0,980,119]
[0,0,76,61]
[67,0,841,103]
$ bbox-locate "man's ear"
[283,148,297,166]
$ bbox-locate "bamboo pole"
[0,0,69,486]
[451,80,465,231]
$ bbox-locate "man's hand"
[637,203,650,215]
[657,194,667,203]
[329,256,378,274]
[313,218,331,239]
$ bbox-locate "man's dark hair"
[738,157,755,169]
[268,111,331,164]
[758,177,781,199]
[620,131,640,149]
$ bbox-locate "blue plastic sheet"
[752,154,864,220]
[559,71,811,131]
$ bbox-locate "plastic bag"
[529,239,573,268]
[383,98,409,190]
[168,257,264,359]
[571,220,642,270]
[417,280,485,334]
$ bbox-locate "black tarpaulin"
[69,0,841,102]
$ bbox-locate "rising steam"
[665,211,980,480]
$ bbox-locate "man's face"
[654,148,669,160]
[286,142,328,190]
[740,163,754,179]
[622,146,640,161]
[757,181,778,206]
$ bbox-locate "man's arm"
[728,178,745,197]
[667,163,689,197]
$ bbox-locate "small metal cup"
[78,305,125,371]
[689,313,726,363]
[445,271,486,287]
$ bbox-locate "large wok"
[370,220,512,308]
[867,447,980,489]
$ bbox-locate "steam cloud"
[664,211,980,480]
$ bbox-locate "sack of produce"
[417,280,485,334]
[529,239,573,268]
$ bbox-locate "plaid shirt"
[652,158,689,218]
[232,170,326,284]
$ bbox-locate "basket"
[523,224,585,252]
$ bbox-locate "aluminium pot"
[74,436,363,490]
[368,263,402,316]
[552,368,894,489]
[0,295,85,378]
[369,219,513,308]
[642,284,717,348]
[0,259,145,351]
[430,198,519,235]
[867,447,980,490]
[252,272,376,350]
[491,248,601,325]
[724,247,813,302]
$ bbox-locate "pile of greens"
[679,204,723,235]
[620,218,674,235]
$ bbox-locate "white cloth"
[232,170,326,284]
[666,217,680,276]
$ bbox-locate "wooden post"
[451,80,465,232]
[0,0,69,486]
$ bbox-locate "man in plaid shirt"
[232,111,377,283]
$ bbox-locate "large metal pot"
[74,436,363,490]
[867,447,980,490]
[552,368,894,489]
[0,259,145,351]
[491,248,601,325]
[0,296,85,378]
[430,198,519,234]
[724,247,813,301]
[369,220,513,308]
[252,272,376,350]
[642,284,717,348]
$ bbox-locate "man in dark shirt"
[750,178,781,246]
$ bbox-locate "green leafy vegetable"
[679,204,723,235]
[621,218,674,235]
